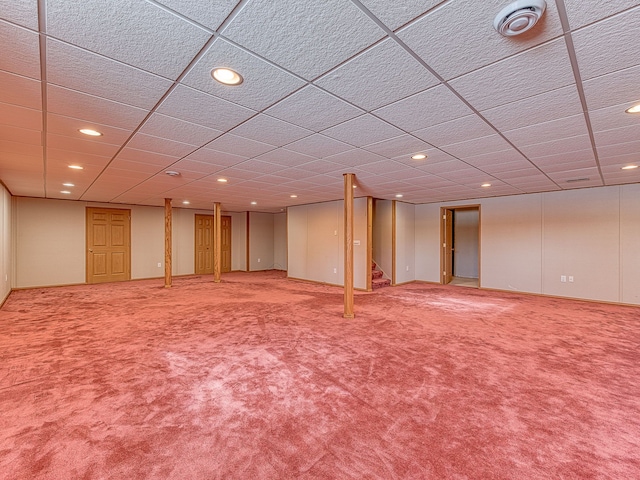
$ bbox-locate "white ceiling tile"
[230,114,312,147]
[204,133,273,158]
[413,114,495,148]
[116,147,180,168]
[449,39,575,111]
[0,21,40,79]
[572,6,640,80]
[597,139,640,159]
[358,0,445,30]
[47,84,148,130]
[265,86,362,132]
[530,149,595,169]
[157,85,255,131]
[597,151,640,167]
[322,114,404,147]
[185,148,247,168]
[398,0,563,80]
[0,124,41,145]
[373,85,472,132]
[222,0,383,80]
[153,0,239,30]
[47,148,112,168]
[463,150,531,169]
[1,138,42,157]
[549,168,602,181]
[0,102,41,130]
[324,148,387,167]
[563,0,639,29]
[126,133,195,157]
[284,134,353,158]
[252,148,314,167]
[481,85,583,131]
[182,38,305,111]
[503,115,589,148]
[46,40,173,110]
[520,135,593,159]
[594,123,640,148]
[0,70,41,109]
[140,113,222,146]
[108,159,165,174]
[442,134,512,159]
[164,158,226,175]
[47,113,131,145]
[47,133,120,157]
[315,38,439,111]
[0,1,38,29]
[589,103,639,132]
[296,159,346,175]
[46,0,211,79]
[362,134,432,159]
[582,65,640,111]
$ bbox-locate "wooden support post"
[246,212,250,272]
[366,196,373,292]
[213,202,221,283]
[164,198,172,288]
[392,200,397,286]
[344,173,355,318]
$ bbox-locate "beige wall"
[274,212,287,271]
[415,185,640,305]
[395,201,415,285]
[373,199,392,279]
[1,184,11,303]
[229,211,247,271]
[249,212,274,271]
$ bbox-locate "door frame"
[86,207,131,284]
[440,205,481,285]
[194,214,232,274]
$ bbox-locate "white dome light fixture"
[494,0,546,37]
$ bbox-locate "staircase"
[371,262,391,290]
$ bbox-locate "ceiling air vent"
[566,178,590,183]
[494,0,546,36]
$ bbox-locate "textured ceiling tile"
[284,134,353,158]
[265,86,362,132]
[157,85,255,131]
[0,124,41,145]
[297,159,346,175]
[252,148,314,167]
[127,133,195,157]
[598,139,640,159]
[0,70,41,109]
[449,39,575,111]
[358,0,445,30]
[230,114,312,147]
[398,0,563,80]
[46,40,173,110]
[0,21,40,79]
[185,148,247,168]
[0,102,41,130]
[504,115,589,148]
[442,134,512,159]
[47,113,131,145]
[47,133,120,157]
[362,134,432,159]
[373,85,472,132]
[322,114,403,148]
[140,113,222,146]
[116,147,179,167]
[573,6,640,80]
[589,103,639,132]
[182,38,305,111]
[109,159,166,174]
[530,149,595,168]
[594,123,640,148]
[46,0,211,79]
[520,135,593,159]
[583,65,640,111]
[481,85,583,131]
[204,133,273,158]
[315,39,439,111]
[324,148,387,167]
[563,1,639,30]
[0,1,38,29]
[535,158,596,174]
[412,115,494,149]
[153,0,239,30]
[222,0,383,80]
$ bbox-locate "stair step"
[372,270,383,279]
[372,277,391,289]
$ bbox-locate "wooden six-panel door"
[86,208,131,284]
[221,216,231,273]
[195,214,231,274]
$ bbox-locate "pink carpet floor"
[1,270,639,479]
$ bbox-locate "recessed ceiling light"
[69,165,83,170]
[250,201,257,205]
[62,183,74,187]
[182,200,190,205]
[625,104,640,114]
[79,128,102,136]
[352,185,357,189]
[290,194,298,198]
[211,68,243,86]
[217,178,228,183]
[481,183,492,187]
[60,190,71,194]
[411,154,427,160]
[395,194,403,198]
[622,165,638,170]
[165,170,180,177]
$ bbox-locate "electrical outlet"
[334,230,337,236]
[561,275,566,282]
[258,258,261,263]
[157,262,162,268]
[333,268,337,274]
[406,266,409,271]
[568,276,574,283]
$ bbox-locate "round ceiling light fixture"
[625,103,640,114]
[211,68,243,86]
[494,0,546,37]
[411,153,427,160]
[165,170,180,177]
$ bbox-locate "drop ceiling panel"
[503,115,589,148]
[296,159,348,175]
[322,114,403,147]
[184,148,246,168]
[46,0,211,79]
[449,39,575,112]
[127,133,195,158]
[398,0,563,80]
[413,115,494,148]
[230,114,312,147]
[315,38,438,111]
[442,135,513,159]
[362,134,432,159]
[252,149,314,168]
[183,38,305,111]
[0,125,41,146]
[589,103,639,132]
[153,0,239,31]
[47,113,131,145]
[481,85,583,131]
[563,0,639,29]
[0,102,41,130]
[593,124,640,147]
[46,40,173,110]
[108,159,166,174]
[531,150,596,170]
[1,139,42,157]
[358,0,444,30]
[204,134,273,159]
[222,0,384,80]
[582,65,640,111]
[139,113,223,146]
[520,135,593,159]
[374,85,472,132]
[157,85,255,131]
[1,1,38,29]
[597,139,640,159]
[47,133,121,157]
[0,70,41,109]
[284,134,353,159]
[265,86,362,132]
[0,21,41,79]
[572,6,640,80]
[47,85,148,130]
[115,147,180,168]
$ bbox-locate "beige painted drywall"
[620,184,640,304]
[373,199,392,280]
[395,201,415,284]
[1,185,11,302]
[287,206,308,279]
[453,209,479,279]
[414,203,440,283]
[274,212,287,271]
[249,212,274,271]
[229,211,247,271]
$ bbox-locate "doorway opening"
[86,207,131,284]
[441,206,480,287]
[195,214,231,275]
